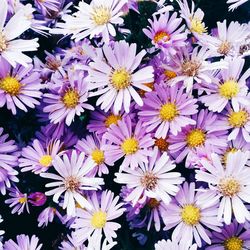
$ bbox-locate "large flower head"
[41,150,104,216]
[115,148,184,205]
[53,0,127,43]
[168,109,228,164]
[200,57,250,113]
[138,84,198,138]
[43,70,94,126]
[88,41,154,114]
[163,182,222,247]
[0,127,19,195]
[72,190,126,245]
[196,151,250,225]
[0,58,43,115]
[143,12,187,54]
[0,0,39,67]
[103,116,154,170]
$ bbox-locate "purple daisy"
[37,207,63,228]
[103,116,154,170]
[0,127,19,195]
[0,58,43,115]
[138,84,198,138]
[43,70,94,126]
[87,41,154,114]
[168,109,228,163]
[143,12,187,54]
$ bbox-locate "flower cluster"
[0,0,249,249]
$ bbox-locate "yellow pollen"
[154,138,169,152]
[39,155,53,167]
[147,198,160,209]
[190,18,207,34]
[91,149,105,165]
[228,110,248,128]
[219,177,241,197]
[104,114,122,127]
[186,129,206,148]
[111,68,131,90]
[65,176,80,191]
[222,148,239,165]
[224,236,243,250]
[121,137,139,155]
[62,89,79,108]
[159,103,179,121]
[140,172,158,190]
[181,204,201,226]
[92,7,111,26]
[0,76,21,96]
[218,41,231,55]
[0,32,7,52]
[153,31,170,43]
[181,60,201,77]
[164,70,177,80]
[219,80,239,99]
[18,197,27,204]
[91,211,107,229]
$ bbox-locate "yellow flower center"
[153,31,170,43]
[222,148,239,165]
[92,7,111,25]
[140,172,158,190]
[0,76,21,96]
[159,103,179,121]
[219,80,239,99]
[121,137,139,155]
[219,177,241,197]
[18,197,27,204]
[111,68,131,90]
[91,211,107,229]
[190,18,207,34]
[65,176,80,191]
[104,114,122,128]
[0,32,7,52]
[62,89,79,108]
[164,70,177,80]
[186,129,206,148]
[218,41,231,55]
[228,110,248,128]
[39,155,53,167]
[181,60,201,77]
[224,236,243,250]
[91,149,105,165]
[181,204,201,226]
[154,138,169,152]
[147,198,160,209]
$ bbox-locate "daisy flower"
[3,234,42,250]
[155,239,197,250]
[5,186,30,215]
[168,47,228,93]
[43,70,94,126]
[103,116,154,170]
[41,150,104,216]
[168,109,228,163]
[138,84,198,138]
[0,58,43,115]
[143,12,187,54]
[196,151,250,225]
[75,135,112,177]
[37,207,63,228]
[19,139,62,174]
[114,148,184,206]
[0,0,39,67]
[72,190,126,245]
[200,57,250,113]
[163,182,222,247]
[199,20,249,57]
[87,41,154,114]
[53,0,127,43]
[206,220,250,250]
[227,0,249,11]
[0,127,19,195]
